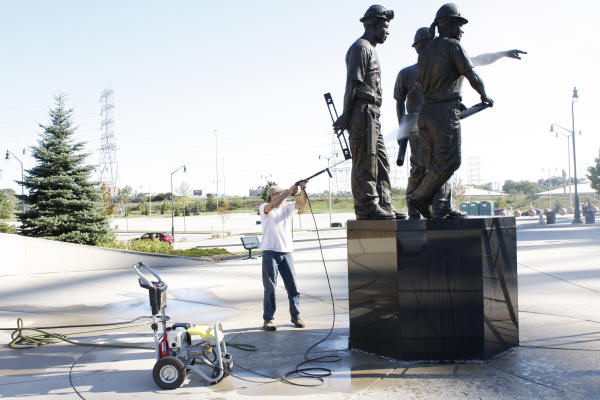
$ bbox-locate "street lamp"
[541,167,556,209]
[549,87,582,223]
[170,165,186,237]
[550,124,572,209]
[5,150,25,213]
[319,153,338,227]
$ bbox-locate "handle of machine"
[132,261,163,287]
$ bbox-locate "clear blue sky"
[1,0,599,196]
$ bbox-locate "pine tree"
[17,95,111,245]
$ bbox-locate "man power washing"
[333,5,406,220]
[407,3,495,219]
[395,26,525,219]
[259,181,307,331]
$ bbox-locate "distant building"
[249,187,263,197]
[193,189,203,197]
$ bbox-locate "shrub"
[206,196,217,211]
[98,238,230,258]
[0,222,16,234]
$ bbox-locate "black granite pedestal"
[347,217,518,361]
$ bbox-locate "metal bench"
[240,236,260,259]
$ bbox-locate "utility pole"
[98,88,118,199]
[214,129,219,209]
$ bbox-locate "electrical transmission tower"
[98,88,118,197]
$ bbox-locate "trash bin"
[478,200,494,216]
[545,210,556,224]
[468,201,479,216]
[584,211,596,224]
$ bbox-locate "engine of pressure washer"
[168,328,188,351]
[165,325,193,363]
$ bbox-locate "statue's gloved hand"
[504,49,527,59]
[458,103,467,111]
[481,95,494,107]
[333,113,350,132]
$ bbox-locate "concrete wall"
[0,233,208,276]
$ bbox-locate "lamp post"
[5,150,24,212]
[214,129,219,210]
[319,154,335,227]
[549,87,582,223]
[551,125,572,209]
[541,167,556,209]
[170,165,186,237]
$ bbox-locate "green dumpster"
[478,200,494,216]
[468,201,479,216]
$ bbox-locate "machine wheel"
[210,354,233,384]
[153,356,186,390]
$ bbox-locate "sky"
[1,0,599,196]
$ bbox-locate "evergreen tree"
[17,95,110,245]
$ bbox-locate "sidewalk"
[1,215,599,399]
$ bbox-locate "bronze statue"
[406,3,494,219]
[396,25,525,219]
[333,5,406,220]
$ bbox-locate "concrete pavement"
[1,214,599,399]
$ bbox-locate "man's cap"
[266,185,284,198]
[435,3,468,25]
[412,27,433,47]
[360,5,394,23]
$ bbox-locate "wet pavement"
[1,215,599,399]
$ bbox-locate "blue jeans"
[262,250,300,321]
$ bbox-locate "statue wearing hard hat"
[396,21,525,220]
[333,5,406,220]
[407,3,494,219]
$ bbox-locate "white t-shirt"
[259,202,297,252]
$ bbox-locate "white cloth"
[259,202,297,252]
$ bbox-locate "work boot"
[406,203,421,220]
[356,205,395,220]
[263,320,276,331]
[445,209,467,219]
[291,317,305,328]
[382,205,407,220]
[433,208,467,219]
[406,193,432,219]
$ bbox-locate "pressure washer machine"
[132,262,233,389]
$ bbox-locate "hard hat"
[435,3,468,25]
[412,27,432,47]
[360,5,394,23]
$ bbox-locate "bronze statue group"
[334,3,525,220]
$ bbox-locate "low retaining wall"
[0,233,208,276]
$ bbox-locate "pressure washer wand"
[294,159,347,187]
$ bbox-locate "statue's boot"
[382,204,407,219]
[432,203,467,219]
[407,205,421,220]
[356,204,395,220]
[432,183,467,219]
[406,171,447,219]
